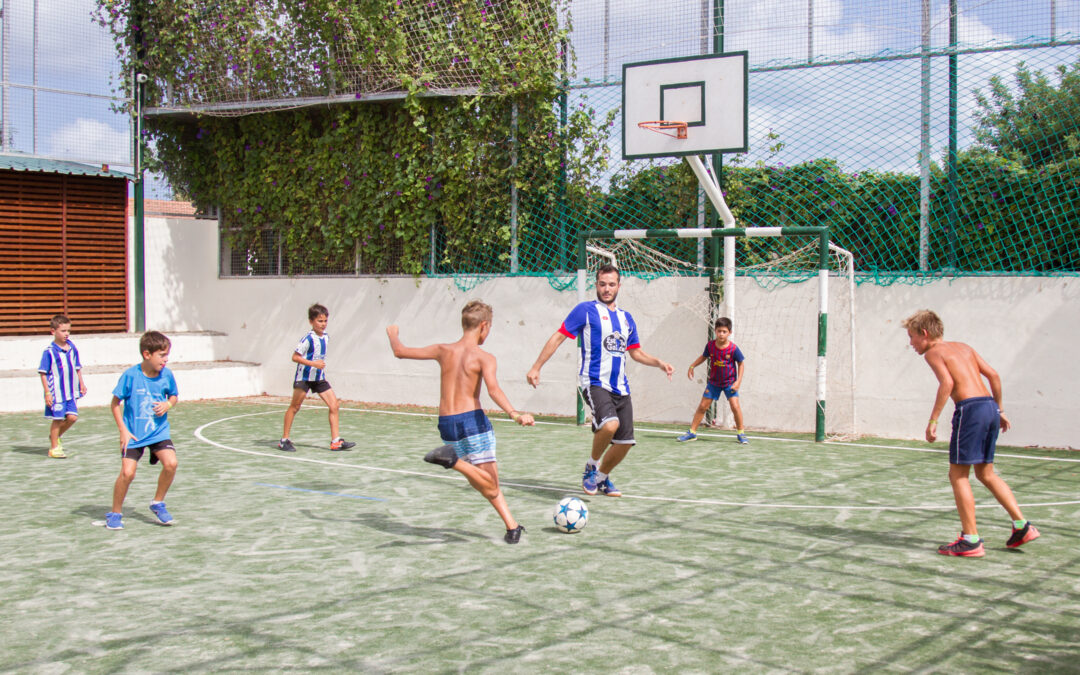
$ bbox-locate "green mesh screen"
[432,0,1080,288]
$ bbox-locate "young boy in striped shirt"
[279,303,355,452]
[38,314,86,458]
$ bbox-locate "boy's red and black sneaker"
[330,438,355,451]
[938,534,985,557]
[1006,522,1040,549]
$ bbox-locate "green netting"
[112,1,1080,284]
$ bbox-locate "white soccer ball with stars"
[553,495,588,533]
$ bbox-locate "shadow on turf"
[263,439,354,452]
[300,508,489,545]
[10,444,50,457]
[72,504,166,526]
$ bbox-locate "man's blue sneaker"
[582,464,598,495]
[736,434,749,444]
[597,477,622,497]
[149,502,174,526]
[105,512,123,530]
[677,431,697,442]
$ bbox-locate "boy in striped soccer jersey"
[904,309,1039,557]
[677,316,748,444]
[279,303,355,452]
[38,314,86,458]
[528,264,674,497]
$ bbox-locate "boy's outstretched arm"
[481,353,534,426]
[686,354,707,379]
[386,325,441,361]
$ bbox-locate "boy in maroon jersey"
[677,317,747,444]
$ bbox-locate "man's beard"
[596,289,618,304]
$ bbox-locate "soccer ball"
[553,496,588,533]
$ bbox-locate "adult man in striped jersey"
[528,264,674,496]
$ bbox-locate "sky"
[2,0,1078,197]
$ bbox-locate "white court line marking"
[224,397,1080,464]
[196,407,1080,510]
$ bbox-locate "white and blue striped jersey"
[38,340,82,402]
[558,300,641,395]
[294,330,328,382]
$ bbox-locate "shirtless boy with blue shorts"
[387,300,535,544]
[904,309,1039,557]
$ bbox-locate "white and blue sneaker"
[582,464,598,495]
[736,434,749,444]
[597,477,622,497]
[677,431,697,442]
[105,512,123,530]
[149,502,174,526]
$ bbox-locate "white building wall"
[141,216,1080,449]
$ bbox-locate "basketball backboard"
[622,52,748,160]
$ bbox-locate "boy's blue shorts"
[949,396,1000,465]
[437,409,496,465]
[703,383,738,400]
[44,399,78,420]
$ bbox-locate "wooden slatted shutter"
[0,170,128,335]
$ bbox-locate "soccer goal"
[577,227,857,442]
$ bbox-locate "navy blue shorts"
[703,383,738,400]
[437,409,496,465]
[44,399,78,420]
[949,396,1000,465]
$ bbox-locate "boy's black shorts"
[294,380,332,394]
[124,439,175,465]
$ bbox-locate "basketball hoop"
[637,120,688,140]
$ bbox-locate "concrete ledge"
[0,360,263,413]
[0,331,232,371]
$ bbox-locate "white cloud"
[46,117,130,165]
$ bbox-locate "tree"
[973,60,1080,168]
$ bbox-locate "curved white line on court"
[195,408,1080,511]
[223,397,1080,464]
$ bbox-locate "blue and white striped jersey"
[558,300,641,395]
[39,340,82,402]
[293,330,328,382]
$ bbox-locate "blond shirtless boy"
[904,310,1039,557]
[387,300,535,544]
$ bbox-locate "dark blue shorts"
[703,383,738,400]
[44,399,78,420]
[438,409,496,465]
[949,397,1000,465]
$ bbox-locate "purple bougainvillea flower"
[887,205,898,216]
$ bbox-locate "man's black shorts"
[580,386,635,445]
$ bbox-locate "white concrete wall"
[141,216,1080,449]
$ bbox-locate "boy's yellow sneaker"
[48,445,67,459]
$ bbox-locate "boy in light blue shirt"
[106,331,179,530]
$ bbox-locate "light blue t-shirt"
[112,364,179,449]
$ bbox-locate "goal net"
[584,233,857,441]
